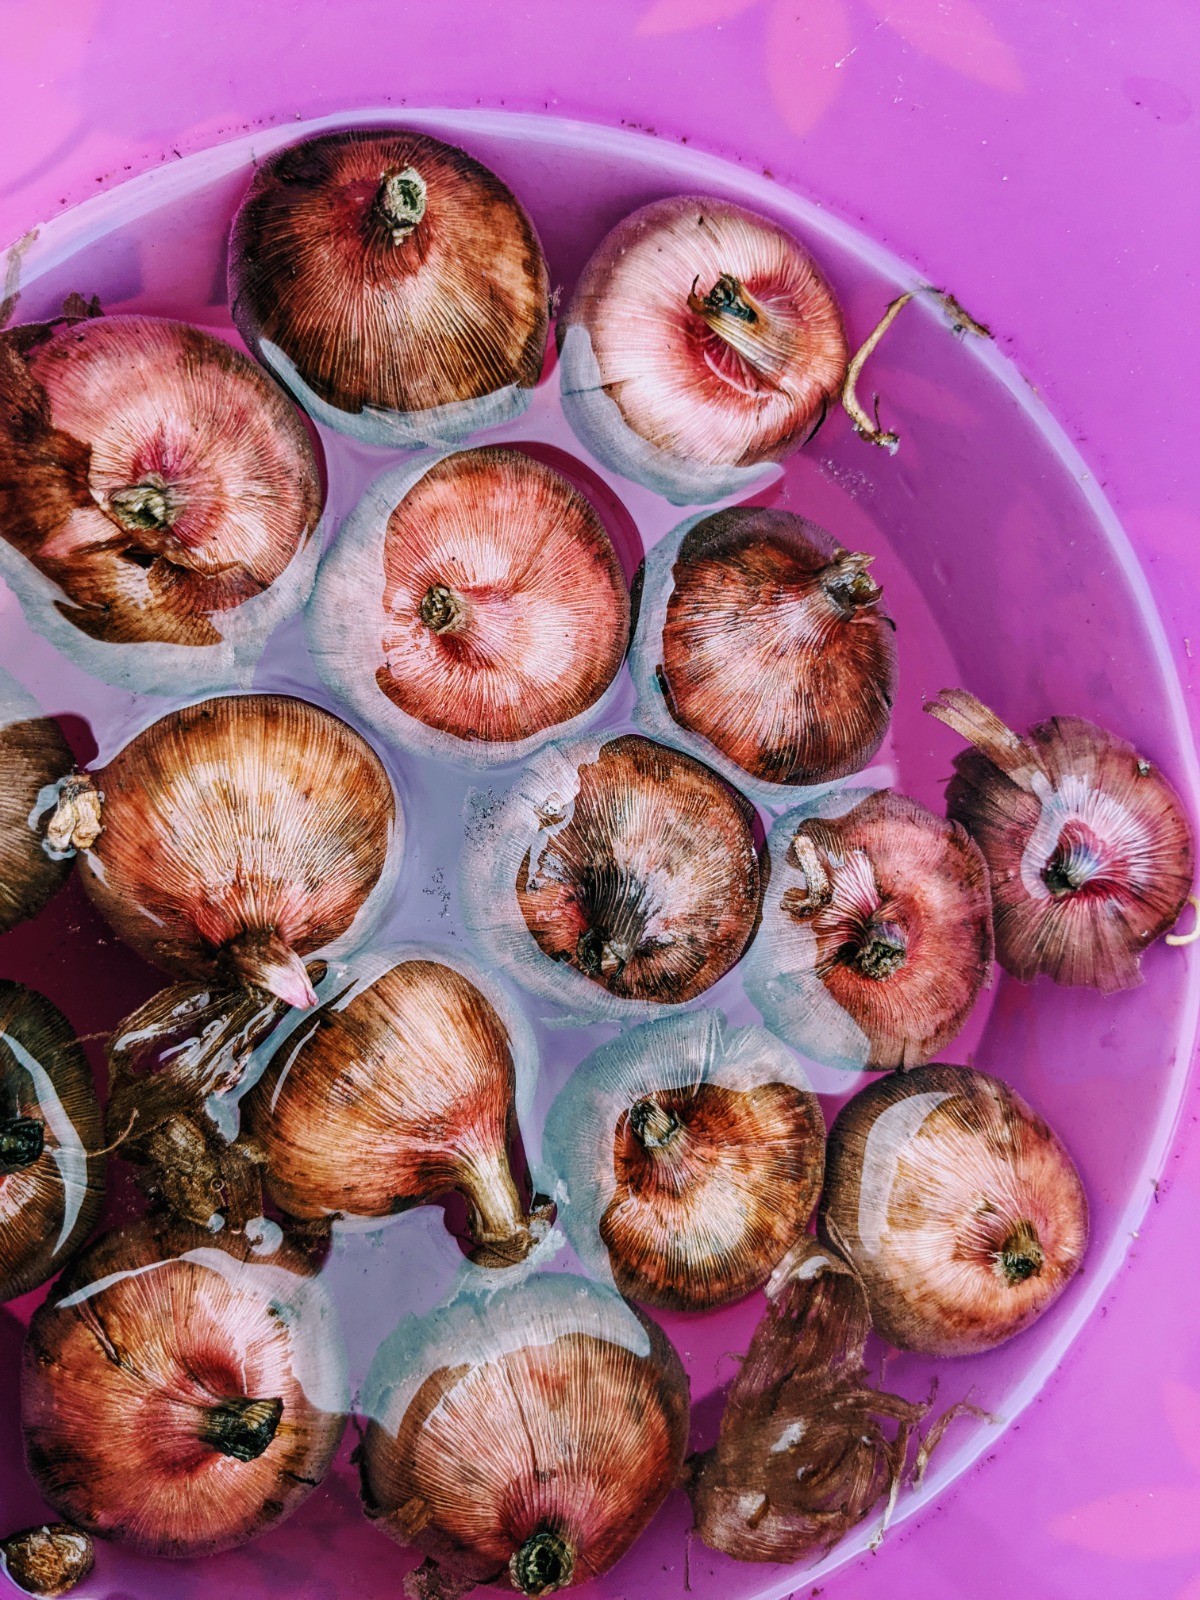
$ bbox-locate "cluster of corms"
[0,124,1195,1600]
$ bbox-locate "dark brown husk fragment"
[104,972,321,1230]
[1,1524,94,1596]
[687,1239,926,1563]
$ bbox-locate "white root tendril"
[868,1471,902,1551]
[841,292,913,453]
[85,1106,139,1159]
[1166,894,1200,948]
[45,773,102,853]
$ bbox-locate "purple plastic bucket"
[0,8,1197,1599]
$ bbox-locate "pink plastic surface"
[0,6,1197,1599]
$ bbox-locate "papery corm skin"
[65,695,398,1009]
[927,689,1195,991]
[819,1064,1088,1355]
[0,314,321,647]
[22,1217,348,1558]
[230,128,548,443]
